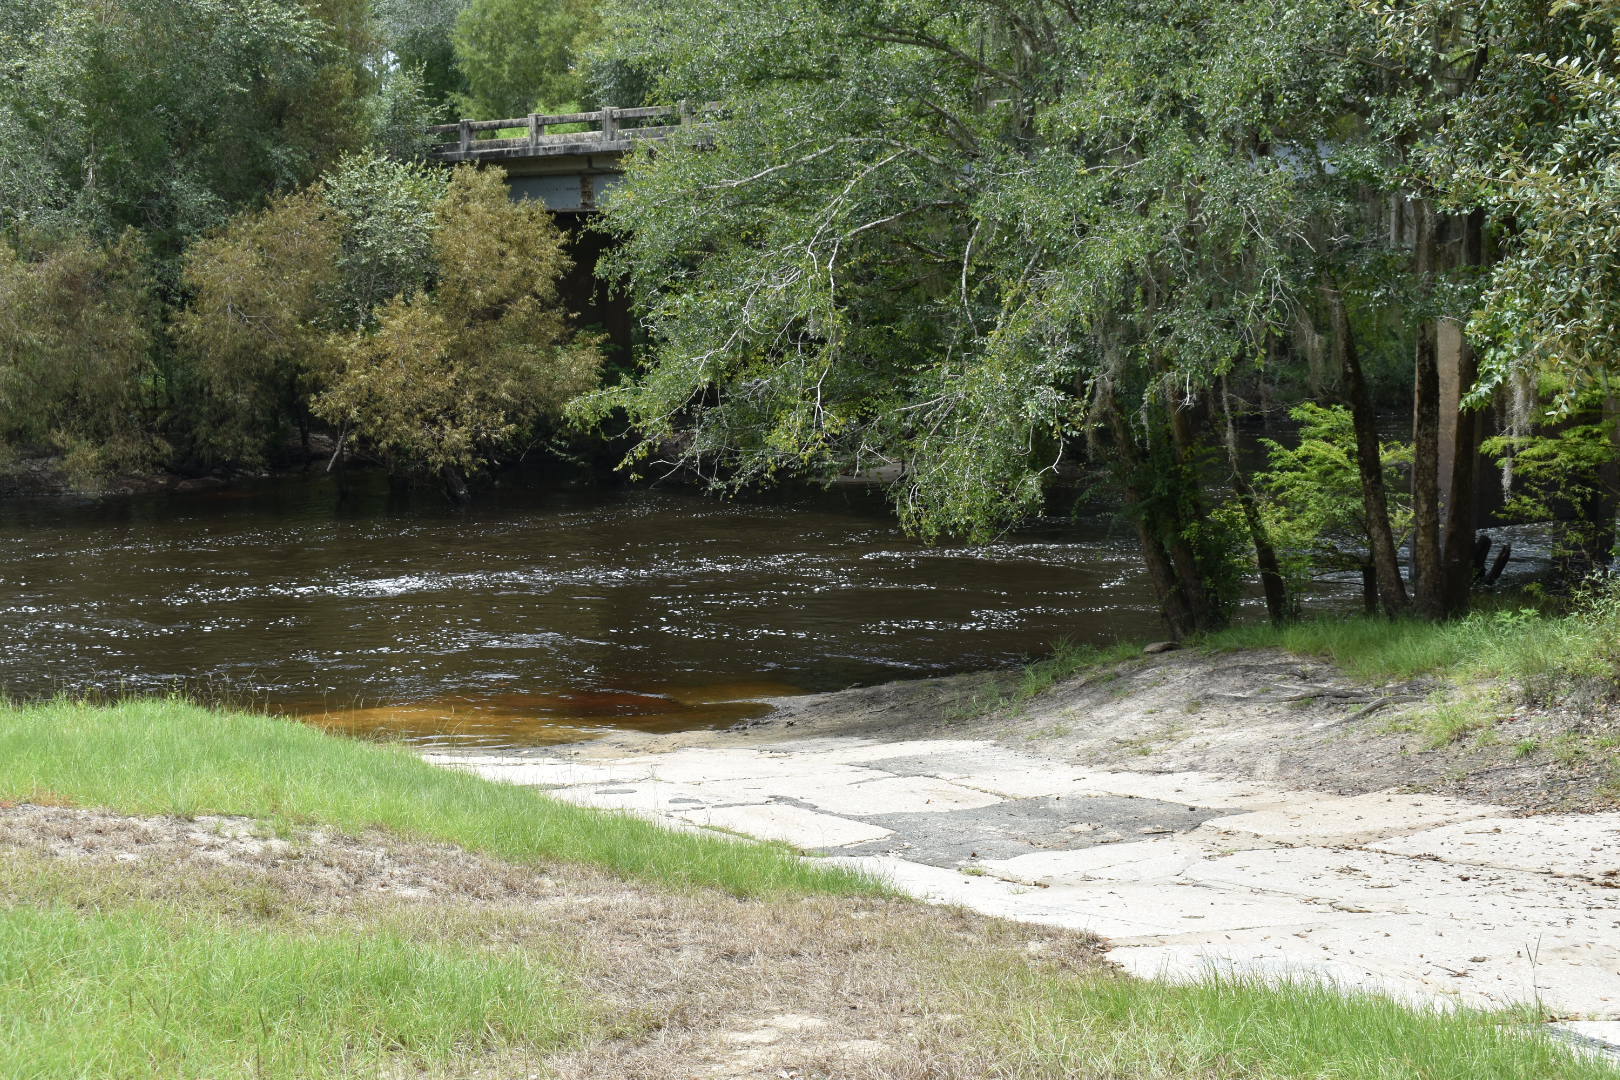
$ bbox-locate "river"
[0,476,1160,747]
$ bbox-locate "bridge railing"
[427,103,699,162]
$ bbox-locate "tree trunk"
[1411,200,1444,618]
[1159,379,1223,631]
[1100,387,1198,638]
[1325,283,1410,615]
[1221,374,1292,623]
[442,464,472,505]
[1439,209,1486,616]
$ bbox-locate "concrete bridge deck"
[427,104,693,212]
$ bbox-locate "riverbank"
[425,635,1620,1051]
[2,698,1615,1077]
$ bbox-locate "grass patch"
[1203,594,1619,688]
[0,902,583,1079]
[1384,694,1501,749]
[0,698,880,899]
[1012,639,1142,702]
[960,967,1619,1079]
[953,638,1142,721]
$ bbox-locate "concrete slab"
[673,766,890,806]
[545,781,762,814]
[1113,914,1620,1015]
[423,742,1620,1019]
[673,804,893,849]
[981,839,1218,885]
[799,775,1005,816]
[643,748,871,785]
[1369,813,1620,880]
[818,855,1175,937]
[1036,880,1344,935]
[424,756,649,787]
[839,795,1222,868]
[784,739,999,765]
[1554,1021,1620,1056]
[690,771,1004,816]
[1109,939,1447,1007]
[1057,770,1304,811]
[1202,792,1503,847]
[1182,846,1620,926]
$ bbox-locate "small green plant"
[1513,738,1540,758]
[1387,697,1496,749]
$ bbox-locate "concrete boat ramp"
[426,734,1620,1050]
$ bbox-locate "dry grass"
[0,805,1102,1080]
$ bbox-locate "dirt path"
[428,649,1620,1052]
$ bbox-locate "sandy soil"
[0,804,1103,1080]
[568,647,1617,813]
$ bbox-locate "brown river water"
[0,476,1160,747]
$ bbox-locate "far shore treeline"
[5,0,1620,633]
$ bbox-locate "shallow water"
[0,476,1159,746]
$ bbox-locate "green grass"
[1384,694,1501,749]
[967,969,1620,1080]
[1013,638,1143,701]
[0,903,584,1079]
[954,638,1143,721]
[1203,601,1615,687]
[0,698,881,899]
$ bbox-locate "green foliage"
[174,191,344,467]
[314,167,602,480]
[322,155,449,329]
[452,0,599,117]
[1482,396,1620,568]
[1445,1,1620,416]
[1253,404,1413,591]
[0,232,160,483]
[578,0,1353,553]
[373,0,471,119]
[0,0,373,253]
[963,967,1619,1080]
[0,903,585,1079]
[178,162,600,482]
[1205,587,1620,699]
[363,65,444,162]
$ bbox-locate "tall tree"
[452,0,599,117]
[577,0,1373,635]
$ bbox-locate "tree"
[1252,404,1414,612]
[0,231,159,483]
[575,0,1378,635]
[0,0,374,254]
[374,0,471,119]
[321,155,449,328]
[452,0,599,117]
[173,191,344,467]
[314,167,602,495]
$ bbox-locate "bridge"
[426,103,701,356]
[427,104,694,212]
